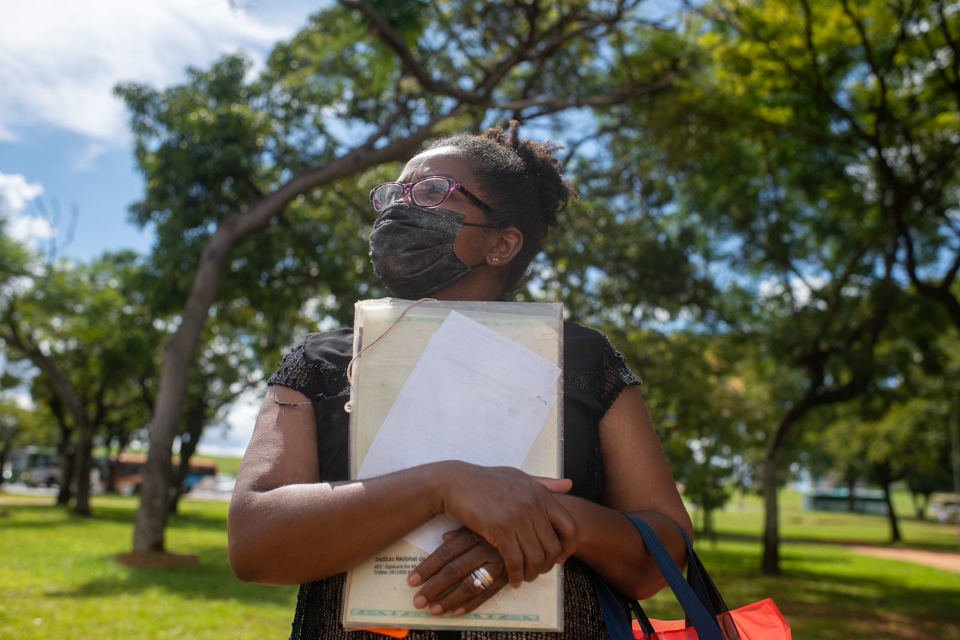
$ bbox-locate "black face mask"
[368,203,494,299]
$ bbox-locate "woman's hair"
[428,120,578,295]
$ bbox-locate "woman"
[228,122,692,639]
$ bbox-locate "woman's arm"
[559,385,692,599]
[410,385,690,612]
[227,385,577,586]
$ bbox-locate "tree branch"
[340,0,483,104]
[3,314,90,430]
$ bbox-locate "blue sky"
[0,0,322,262]
[0,0,326,456]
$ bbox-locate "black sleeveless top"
[268,321,641,640]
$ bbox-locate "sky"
[0,0,326,457]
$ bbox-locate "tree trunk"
[47,399,72,504]
[876,462,901,543]
[703,506,716,545]
[846,477,857,512]
[761,444,782,576]
[133,218,246,553]
[0,430,16,490]
[5,322,93,508]
[57,445,74,506]
[909,491,929,521]
[761,401,810,576]
[105,455,118,494]
[70,425,96,516]
[103,434,130,494]
[169,395,206,515]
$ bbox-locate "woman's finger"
[451,571,511,616]
[547,499,578,563]
[428,561,507,616]
[513,521,547,582]
[532,513,563,574]
[413,542,496,606]
[408,528,479,587]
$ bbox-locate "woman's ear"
[486,227,523,267]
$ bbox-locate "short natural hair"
[429,120,577,295]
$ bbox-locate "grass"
[641,540,960,639]
[0,494,296,639]
[0,490,957,639]
[705,490,960,551]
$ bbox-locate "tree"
[584,0,960,573]
[682,0,960,567]
[611,328,759,538]
[817,296,958,530]
[0,251,160,514]
[121,0,689,555]
[0,399,53,490]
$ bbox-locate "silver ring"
[469,566,495,591]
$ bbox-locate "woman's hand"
[407,528,508,616]
[436,462,577,587]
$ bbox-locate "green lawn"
[642,540,960,639]
[706,490,960,551]
[0,491,957,639]
[0,495,296,639]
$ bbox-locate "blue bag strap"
[675,527,732,617]
[591,569,649,640]
[674,526,741,640]
[626,515,726,640]
[629,597,656,638]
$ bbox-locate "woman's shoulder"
[302,328,354,367]
[563,321,621,366]
[563,321,641,411]
[267,328,354,399]
[563,320,608,344]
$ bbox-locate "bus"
[7,446,61,487]
[109,452,218,495]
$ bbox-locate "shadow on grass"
[676,545,960,640]
[774,567,959,640]
[711,530,959,554]
[43,545,297,606]
[0,505,230,536]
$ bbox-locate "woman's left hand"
[407,527,510,617]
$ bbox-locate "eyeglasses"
[369,175,498,218]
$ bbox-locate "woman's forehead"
[399,147,478,184]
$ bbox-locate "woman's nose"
[398,185,414,204]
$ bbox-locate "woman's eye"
[424,183,446,197]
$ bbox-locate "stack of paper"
[343,298,564,633]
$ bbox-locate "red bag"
[593,515,792,640]
[635,598,792,639]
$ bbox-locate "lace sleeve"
[267,330,353,401]
[598,334,642,413]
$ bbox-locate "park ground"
[0,488,957,639]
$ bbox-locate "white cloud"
[70,142,109,172]
[0,173,43,215]
[0,0,304,147]
[0,172,58,246]
[0,123,16,143]
[9,216,55,244]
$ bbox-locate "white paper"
[357,310,561,551]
